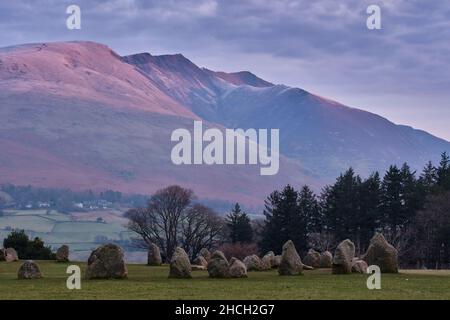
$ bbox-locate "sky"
[1,0,449,140]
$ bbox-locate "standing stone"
[278,240,303,276]
[332,239,355,274]
[0,248,5,261]
[169,247,192,278]
[229,257,247,278]
[261,251,275,270]
[207,250,230,278]
[272,255,282,268]
[351,258,368,273]
[319,251,333,268]
[147,243,162,266]
[303,249,321,268]
[363,233,398,273]
[199,248,211,261]
[243,254,264,271]
[5,248,19,262]
[86,244,128,279]
[18,260,42,279]
[193,255,208,267]
[56,245,69,262]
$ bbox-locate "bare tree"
[125,185,225,261]
[180,204,225,259]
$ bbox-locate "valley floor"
[0,261,449,300]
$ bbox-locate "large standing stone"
[86,244,128,279]
[207,250,230,278]
[18,260,42,279]
[243,254,264,271]
[229,257,247,278]
[169,247,192,278]
[5,248,19,262]
[319,251,333,268]
[261,251,275,270]
[199,248,211,261]
[56,245,69,262]
[193,255,208,267]
[303,249,321,268]
[278,240,303,276]
[363,233,398,273]
[351,258,368,273]
[147,243,162,266]
[332,239,355,274]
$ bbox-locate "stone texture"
[272,255,282,268]
[319,251,333,268]
[86,244,128,279]
[193,255,208,267]
[18,260,42,279]
[332,239,355,274]
[147,243,162,266]
[169,247,192,278]
[303,249,321,268]
[278,240,303,276]
[261,251,275,270]
[56,245,69,262]
[351,258,368,273]
[207,250,230,278]
[229,257,248,278]
[5,248,19,262]
[363,233,398,273]
[243,254,264,271]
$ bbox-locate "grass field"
[0,261,449,300]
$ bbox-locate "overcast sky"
[1,0,449,140]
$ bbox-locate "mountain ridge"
[0,40,448,205]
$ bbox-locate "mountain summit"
[1,41,448,205]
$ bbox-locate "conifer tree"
[226,203,253,243]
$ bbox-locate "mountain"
[0,41,449,207]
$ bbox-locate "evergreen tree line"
[255,153,450,268]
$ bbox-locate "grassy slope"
[0,261,449,300]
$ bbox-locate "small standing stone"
[5,248,19,262]
[147,243,162,266]
[86,244,128,279]
[18,260,42,279]
[56,245,70,262]
[332,239,355,274]
[303,249,321,268]
[363,233,398,273]
[207,251,230,278]
[169,247,192,278]
[319,251,333,268]
[229,257,248,278]
[278,240,303,276]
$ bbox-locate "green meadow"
[0,261,449,300]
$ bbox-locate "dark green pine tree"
[400,163,421,221]
[226,203,253,243]
[298,185,322,234]
[357,172,382,253]
[380,165,403,233]
[436,152,450,192]
[418,161,437,194]
[260,185,307,254]
[321,168,361,243]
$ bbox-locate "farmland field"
[0,209,138,261]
